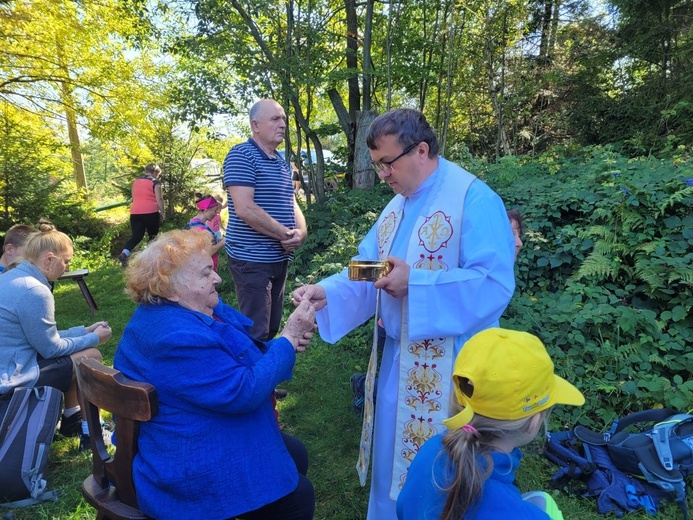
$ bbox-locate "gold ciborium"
[348,260,391,282]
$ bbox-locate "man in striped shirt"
[223,99,308,342]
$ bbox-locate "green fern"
[657,186,693,217]
[572,252,618,281]
[668,266,693,286]
[584,224,616,241]
[637,240,665,254]
[647,353,669,367]
[634,261,666,291]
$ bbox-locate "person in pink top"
[206,195,225,244]
[186,194,225,271]
[118,163,165,267]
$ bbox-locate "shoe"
[273,388,288,400]
[101,420,114,446]
[79,433,90,452]
[118,252,129,267]
[78,421,114,452]
[59,411,82,437]
[350,373,366,415]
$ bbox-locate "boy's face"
[3,243,25,264]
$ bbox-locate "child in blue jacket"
[397,328,584,520]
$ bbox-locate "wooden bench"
[57,269,98,315]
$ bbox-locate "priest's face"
[370,134,425,197]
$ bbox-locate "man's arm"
[226,185,292,241]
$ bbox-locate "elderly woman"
[114,230,316,520]
[0,225,112,450]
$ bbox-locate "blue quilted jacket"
[114,299,297,520]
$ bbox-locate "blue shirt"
[223,138,295,262]
[397,434,550,520]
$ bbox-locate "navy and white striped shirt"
[223,138,295,263]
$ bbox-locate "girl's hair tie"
[460,424,477,435]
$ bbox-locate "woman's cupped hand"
[280,300,316,352]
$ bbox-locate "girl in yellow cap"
[396,328,584,520]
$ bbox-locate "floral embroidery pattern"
[377,211,398,258]
[396,338,447,490]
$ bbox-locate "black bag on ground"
[0,386,62,507]
[545,408,693,519]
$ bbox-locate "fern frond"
[637,240,664,254]
[648,353,668,366]
[657,186,693,217]
[572,252,617,281]
[634,263,666,290]
[621,210,646,231]
[581,225,617,241]
[594,241,617,256]
[592,207,613,222]
[615,342,641,361]
[668,266,693,286]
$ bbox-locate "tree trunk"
[363,0,374,112]
[56,42,87,194]
[548,0,560,63]
[538,0,553,65]
[63,96,87,193]
[345,0,360,119]
[485,11,511,160]
[353,110,377,189]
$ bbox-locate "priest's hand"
[374,256,409,298]
[292,284,327,310]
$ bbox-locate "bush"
[488,146,692,425]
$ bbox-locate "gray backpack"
[0,386,62,507]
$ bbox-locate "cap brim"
[552,375,585,406]
[443,404,474,431]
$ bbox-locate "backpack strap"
[639,463,688,520]
[650,414,692,471]
[574,425,609,445]
[545,430,596,486]
[185,220,219,244]
[609,408,679,439]
[0,489,59,508]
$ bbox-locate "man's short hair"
[249,100,263,125]
[366,109,439,158]
[2,224,37,253]
[248,99,279,127]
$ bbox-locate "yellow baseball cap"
[443,328,584,430]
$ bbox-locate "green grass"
[7,259,691,519]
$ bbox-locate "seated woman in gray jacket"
[0,224,112,450]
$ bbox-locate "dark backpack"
[0,386,62,508]
[545,408,693,519]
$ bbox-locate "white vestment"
[317,158,517,520]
